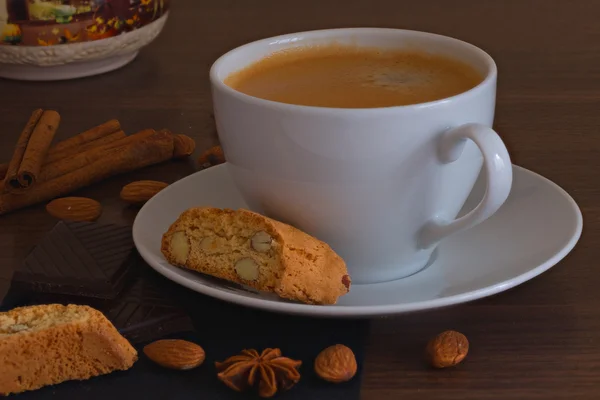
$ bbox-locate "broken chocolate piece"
[104,272,195,344]
[6,220,194,343]
[5,270,194,344]
[13,220,136,299]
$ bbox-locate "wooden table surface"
[1,0,599,399]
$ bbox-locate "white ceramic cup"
[210,28,513,284]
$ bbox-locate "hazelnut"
[426,330,469,368]
[170,231,190,265]
[251,231,272,253]
[197,145,225,167]
[200,236,216,251]
[314,344,357,383]
[234,257,259,281]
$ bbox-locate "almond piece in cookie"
[161,207,351,305]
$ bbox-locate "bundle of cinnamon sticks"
[0,110,195,215]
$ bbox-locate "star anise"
[215,348,302,398]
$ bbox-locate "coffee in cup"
[225,45,484,108]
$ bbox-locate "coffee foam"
[225,44,483,108]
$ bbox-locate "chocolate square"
[103,273,195,344]
[13,220,136,299]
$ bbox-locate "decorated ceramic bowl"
[0,0,170,80]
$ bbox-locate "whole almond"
[314,344,357,383]
[120,180,168,205]
[173,134,196,158]
[46,197,102,222]
[143,339,205,370]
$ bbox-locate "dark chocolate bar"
[103,272,195,343]
[13,220,136,299]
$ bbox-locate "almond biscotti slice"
[0,304,137,395]
[161,207,351,305]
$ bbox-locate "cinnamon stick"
[3,109,44,191]
[45,129,125,164]
[50,119,120,154]
[0,130,125,186]
[39,129,155,183]
[15,110,60,189]
[0,130,175,215]
[0,120,123,175]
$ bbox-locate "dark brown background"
[1,0,599,398]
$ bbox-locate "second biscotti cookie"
[161,207,351,305]
[0,304,137,395]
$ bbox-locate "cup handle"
[418,123,513,249]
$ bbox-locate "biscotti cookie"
[161,207,351,305]
[0,304,137,395]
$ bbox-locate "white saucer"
[133,164,582,318]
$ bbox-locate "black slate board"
[1,223,370,400]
